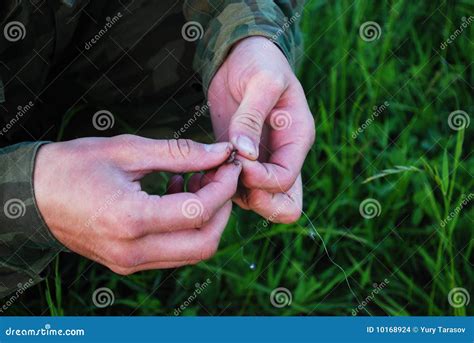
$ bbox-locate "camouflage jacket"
[0,0,303,298]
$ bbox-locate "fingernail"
[205,142,231,153]
[235,135,258,158]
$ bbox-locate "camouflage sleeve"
[0,142,63,299]
[183,0,305,93]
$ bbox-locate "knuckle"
[167,139,193,159]
[279,173,295,192]
[121,226,140,241]
[110,244,142,269]
[118,213,144,240]
[114,134,136,144]
[97,211,125,236]
[234,110,263,135]
[200,203,212,225]
[177,139,192,157]
[107,134,144,162]
[112,134,140,151]
[254,71,286,94]
[166,140,177,159]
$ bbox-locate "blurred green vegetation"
[10,0,473,316]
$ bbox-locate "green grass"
[11,0,473,316]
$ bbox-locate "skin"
[34,135,241,275]
[208,36,316,222]
[34,37,315,274]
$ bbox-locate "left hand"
[208,36,315,223]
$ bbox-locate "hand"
[34,135,241,275]
[208,36,315,223]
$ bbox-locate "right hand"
[208,37,315,224]
[33,135,241,275]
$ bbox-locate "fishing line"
[227,157,370,314]
[277,190,371,316]
[299,204,372,316]
[235,220,256,270]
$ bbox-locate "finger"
[234,175,303,224]
[112,135,233,173]
[187,173,203,193]
[126,162,241,234]
[239,157,298,193]
[229,75,287,160]
[200,170,217,188]
[109,260,200,274]
[167,175,184,194]
[101,253,200,274]
[240,87,315,192]
[232,185,251,210]
[257,124,272,162]
[114,201,233,270]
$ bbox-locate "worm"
[226,149,238,164]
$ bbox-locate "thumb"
[229,76,286,160]
[115,135,233,173]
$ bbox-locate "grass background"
[10,0,473,316]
